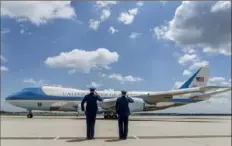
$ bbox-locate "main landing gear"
[27,110,33,118]
[103,112,117,119]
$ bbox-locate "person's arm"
[97,94,103,102]
[95,91,103,102]
[81,95,87,111]
[127,96,134,103]
[115,98,119,114]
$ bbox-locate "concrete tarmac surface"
[1,116,231,146]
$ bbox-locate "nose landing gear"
[27,110,33,118]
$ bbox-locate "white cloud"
[0,55,7,62]
[95,1,117,8]
[23,78,45,86]
[107,73,143,84]
[68,69,76,75]
[211,1,231,13]
[44,48,119,73]
[108,26,118,34]
[128,8,138,15]
[178,54,197,65]
[221,81,231,86]
[47,84,63,87]
[1,1,76,25]
[1,66,8,72]
[209,76,231,86]
[103,88,115,91]
[129,32,142,40]
[23,78,63,87]
[1,28,10,34]
[160,1,168,5]
[1,55,8,72]
[182,47,196,54]
[100,9,111,21]
[99,73,107,77]
[87,81,103,88]
[189,60,209,71]
[89,19,100,30]
[20,29,24,34]
[209,77,225,82]
[153,1,231,56]
[136,1,144,7]
[89,1,117,30]
[153,25,168,40]
[173,81,184,89]
[118,8,138,25]
[177,49,209,71]
[183,69,192,76]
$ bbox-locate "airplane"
[5,67,231,119]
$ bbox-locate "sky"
[1,1,231,113]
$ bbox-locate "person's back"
[84,93,101,115]
[116,96,133,117]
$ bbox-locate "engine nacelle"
[129,97,145,112]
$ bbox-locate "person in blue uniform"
[81,87,103,140]
[115,90,134,140]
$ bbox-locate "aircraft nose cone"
[5,95,13,101]
[5,92,18,101]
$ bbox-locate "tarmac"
[1,115,231,146]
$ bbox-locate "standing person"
[115,90,134,140]
[81,87,103,140]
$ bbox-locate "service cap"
[121,90,127,94]
[89,87,96,91]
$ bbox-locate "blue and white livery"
[5,67,231,119]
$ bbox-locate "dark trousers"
[86,114,96,139]
[118,115,129,139]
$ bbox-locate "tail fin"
[179,67,210,89]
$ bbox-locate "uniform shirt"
[81,93,103,115]
[116,96,134,117]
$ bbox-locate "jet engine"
[128,97,145,112]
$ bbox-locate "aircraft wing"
[192,87,231,99]
[98,86,231,111]
[136,86,231,104]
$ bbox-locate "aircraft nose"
[5,92,18,101]
[5,95,13,101]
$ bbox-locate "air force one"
[5,67,231,119]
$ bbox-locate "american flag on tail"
[196,77,204,82]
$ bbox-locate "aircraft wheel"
[112,115,117,119]
[27,114,33,118]
[106,115,111,119]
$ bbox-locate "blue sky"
[1,1,231,113]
